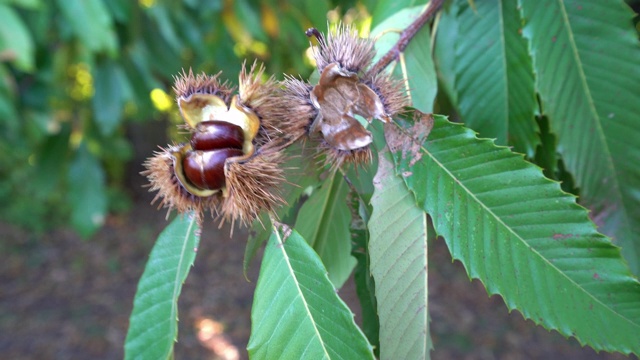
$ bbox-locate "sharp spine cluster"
[143,24,408,226]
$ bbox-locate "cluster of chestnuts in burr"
[143,24,407,225]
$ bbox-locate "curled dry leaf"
[310,63,390,152]
[385,111,434,168]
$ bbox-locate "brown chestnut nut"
[191,121,245,151]
[182,148,244,190]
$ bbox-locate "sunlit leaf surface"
[124,214,200,360]
[248,227,374,360]
[388,111,640,354]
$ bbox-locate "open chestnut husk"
[279,24,407,169]
[143,62,287,225]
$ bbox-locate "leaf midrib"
[407,122,639,329]
[370,149,429,358]
[555,0,625,215]
[312,173,342,256]
[275,228,331,358]
[551,0,638,268]
[170,215,197,335]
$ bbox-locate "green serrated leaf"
[0,5,35,71]
[454,0,538,156]
[519,0,640,275]
[244,212,272,278]
[124,213,200,360]
[295,171,355,289]
[351,206,380,356]
[389,110,640,354]
[67,143,107,238]
[248,227,375,360]
[371,5,438,113]
[368,139,430,360]
[433,0,459,105]
[534,115,558,181]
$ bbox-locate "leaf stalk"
[366,0,445,77]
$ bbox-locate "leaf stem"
[366,0,445,77]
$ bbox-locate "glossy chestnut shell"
[191,121,245,151]
[182,148,244,190]
[177,121,247,194]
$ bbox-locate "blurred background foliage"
[4,0,634,238]
[0,0,401,237]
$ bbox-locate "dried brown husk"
[317,139,372,171]
[173,69,234,106]
[238,61,283,149]
[303,62,387,168]
[364,73,409,122]
[312,23,376,74]
[279,24,409,169]
[276,76,317,145]
[278,74,373,168]
[222,150,285,226]
[310,63,387,150]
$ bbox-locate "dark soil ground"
[1,196,633,360]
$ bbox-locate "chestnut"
[191,121,245,151]
[182,148,244,190]
[144,64,287,225]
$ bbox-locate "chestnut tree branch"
[366,0,445,77]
